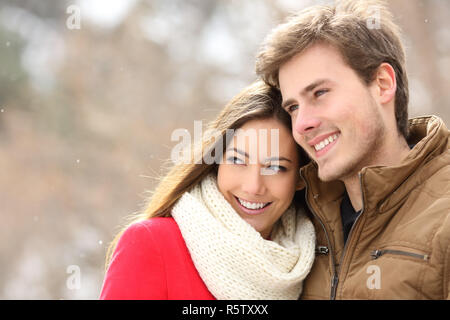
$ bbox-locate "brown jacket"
[300,116,450,300]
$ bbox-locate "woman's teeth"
[237,197,270,210]
[314,133,339,151]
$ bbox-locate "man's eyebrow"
[302,79,330,95]
[225,147,249,158]
[281,98,296,110]
[281,79,332,109]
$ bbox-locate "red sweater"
[100,217,215,300]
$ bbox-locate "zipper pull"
[330,275,339,300]
[371,249,382,259]
[316,245,329,255]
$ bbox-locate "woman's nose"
[241,166,267,196]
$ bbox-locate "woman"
[100,81,315,300]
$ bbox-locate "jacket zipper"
[371,249,429,261]
[330,172,366,300]
[300,171,338,300]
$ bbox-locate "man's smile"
[306,131,341,157]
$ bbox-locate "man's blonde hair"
[256,0,409,138]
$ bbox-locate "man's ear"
[375,63,397,105]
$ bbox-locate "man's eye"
[314,89,328,98]
[287,105,299,113]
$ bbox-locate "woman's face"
[217,117,302,239]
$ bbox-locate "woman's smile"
[234,195,273,215]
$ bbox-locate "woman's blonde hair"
[105,80,307,269]
[255,0,409,139]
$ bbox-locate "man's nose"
[241,166,267,196]
[293,107,322,135]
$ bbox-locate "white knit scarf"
[171,174,316,300]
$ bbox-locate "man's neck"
[343,137,410,212]
[343,176,363,211]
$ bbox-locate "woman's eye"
[227,156,245,165]
[267,165,286,173]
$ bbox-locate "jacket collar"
[301,116,450,217]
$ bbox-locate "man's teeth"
[314,134,339,151]
[238,198,269,210]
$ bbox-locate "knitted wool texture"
[171,174,316,300]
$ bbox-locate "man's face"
[278,43,387,182]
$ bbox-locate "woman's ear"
[296,176,305,191]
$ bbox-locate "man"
[256,0,449,299]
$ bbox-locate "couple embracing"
[101,0,450,300]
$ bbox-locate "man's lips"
[307,131,340,147]
[306,131,340,157]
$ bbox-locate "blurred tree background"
[0,0,449,299]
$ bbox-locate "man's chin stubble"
[317,159,360,183]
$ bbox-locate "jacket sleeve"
[100,221,167,299]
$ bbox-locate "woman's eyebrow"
[225,147,249,158]
[264,156,292,163]
[225,149,292,163]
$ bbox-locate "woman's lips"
[233,196,272,215]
